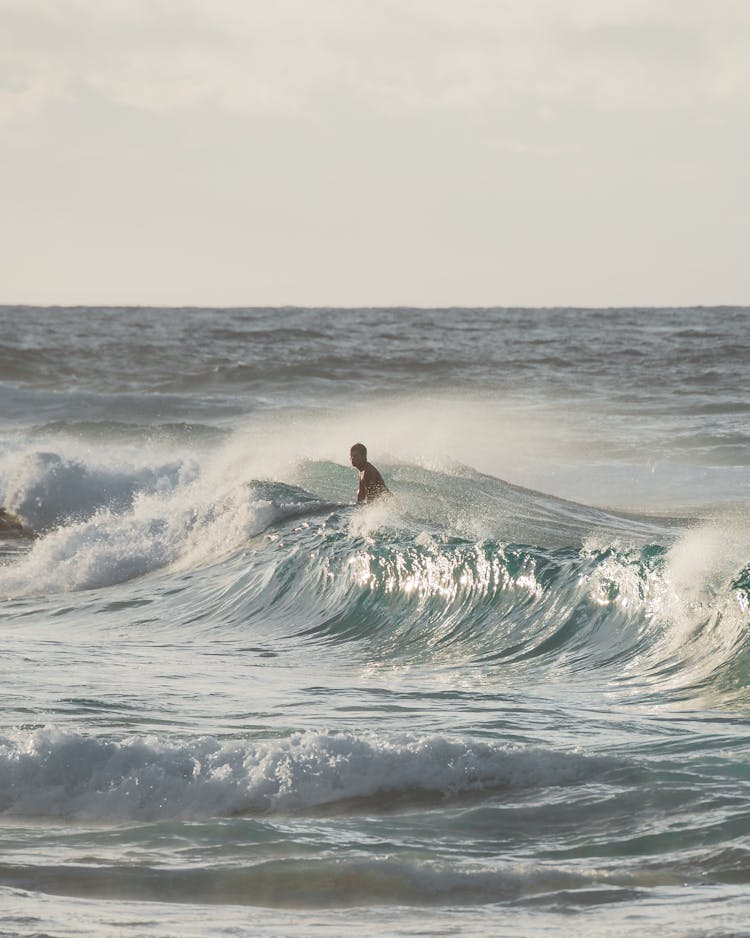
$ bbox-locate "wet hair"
[350,443,367,458]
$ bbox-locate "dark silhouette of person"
[350,443,390,503]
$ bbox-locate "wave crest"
[0,728,616,821]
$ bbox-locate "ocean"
[0,305,748,937]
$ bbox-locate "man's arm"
[357,473,367,502]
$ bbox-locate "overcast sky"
[1,0,748,306]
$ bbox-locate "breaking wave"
[1,443,748,706]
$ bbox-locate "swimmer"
[350,443,390,503]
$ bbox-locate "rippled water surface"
[1,306,749,937]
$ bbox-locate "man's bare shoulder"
[362,463,390,499]
[363,462,384,483]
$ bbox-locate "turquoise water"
[1,306,749,936]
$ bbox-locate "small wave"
[32,420,227,445]
[0,728,618,822]
[0,857,649,908]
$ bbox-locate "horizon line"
[2,302,748,312]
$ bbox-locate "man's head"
[350,442,367,469]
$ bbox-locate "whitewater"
[1,305,749,937]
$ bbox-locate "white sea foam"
[0,728,614,821]
[0,442,313,595]
[654,520,750,683]
[580,518,750,700]
[0,490,277,597]
[0,448,200,528]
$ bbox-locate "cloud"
[1,0,749,305]
[1,0,749,127]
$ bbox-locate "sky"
[1,0,749,307]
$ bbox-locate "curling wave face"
[2,443,748,711]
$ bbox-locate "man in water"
[350,443,390,503]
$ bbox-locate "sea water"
[0,306,748,937]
